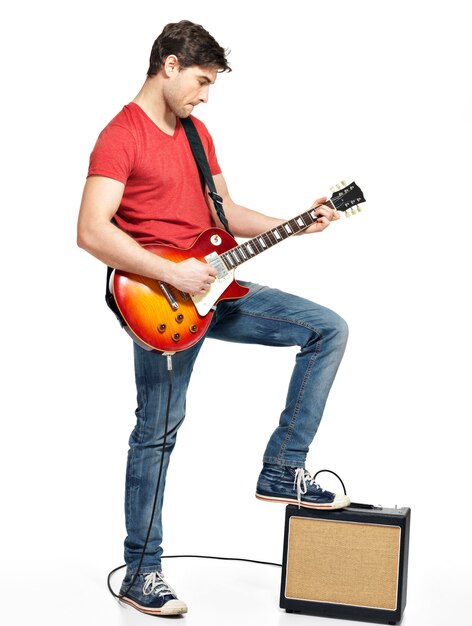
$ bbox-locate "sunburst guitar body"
[111,228,248,352]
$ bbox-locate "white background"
[1,1,471,625]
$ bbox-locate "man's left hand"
[302,196,340,234]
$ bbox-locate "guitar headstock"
[329,181,366,217]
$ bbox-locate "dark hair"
[147,20,231,77]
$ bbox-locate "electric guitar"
[110,181,365,352]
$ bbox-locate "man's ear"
[163,55,180,77]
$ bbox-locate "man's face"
[163,64,218,118]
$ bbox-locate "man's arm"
[211,173,338,238]
[77,175,217,294]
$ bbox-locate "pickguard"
[190,269,235,315]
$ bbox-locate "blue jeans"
[124,282,348,573]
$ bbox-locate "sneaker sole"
[120,596,188,616]
[255,492,351,510]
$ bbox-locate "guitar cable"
[107,353,282,601]
[107,353,174,600]
[106,354,370,599]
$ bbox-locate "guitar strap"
[106,258,124,325]
[180,116,233,236]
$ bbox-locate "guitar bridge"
[158,281,179,310]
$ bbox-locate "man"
[77,20,350,617]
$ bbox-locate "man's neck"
[133,77,177,135]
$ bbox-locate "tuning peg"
[345,210,351,218]
[336,183,341,190]
[341,180,347,186]
[350,207,357,215]
[356,205,362,212]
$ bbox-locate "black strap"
[180,116,233,236]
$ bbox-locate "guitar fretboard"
[220,198,338,270]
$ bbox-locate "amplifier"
[280,504,410,624]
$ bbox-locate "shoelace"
[142,572,176,598]
[293,468,322,506]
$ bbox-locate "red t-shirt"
[87,103,222,247]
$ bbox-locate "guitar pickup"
[204,252,230,280]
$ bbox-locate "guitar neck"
[220,199,338,270]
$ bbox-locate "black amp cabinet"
[280,504,410,624]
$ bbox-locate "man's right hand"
[163,257,217,295]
